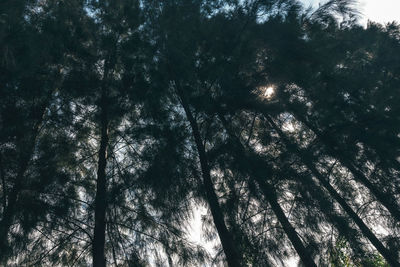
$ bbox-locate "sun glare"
[255,86,276,101]
[263,86,275,98]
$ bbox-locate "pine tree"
[1,0,399,266]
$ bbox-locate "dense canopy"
[1,0,399,266]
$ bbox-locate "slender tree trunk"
[0,157,30,256]
[288,108,400,222]
[92,89,109,267]
[266,115,400,266]
[0,153,6,210]
[176,87,242,267]
[0,98,49,259]
[293,170,367,258]
[257,179,317,267]
[217,113,317,267]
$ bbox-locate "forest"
[1,0,400,266]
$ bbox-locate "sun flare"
[264,86,274,98]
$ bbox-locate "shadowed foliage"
[1,0,399,266]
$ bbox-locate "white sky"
[302,0,400,25]
[359,0,400,25]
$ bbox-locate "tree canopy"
[1,0,399,266]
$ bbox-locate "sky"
[359,0,400,25]
[302,0,400,26]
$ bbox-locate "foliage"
[0,0,399,266]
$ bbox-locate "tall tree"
[1,0,399,266]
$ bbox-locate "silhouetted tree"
[1,0,399,266]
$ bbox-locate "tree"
[1,0,399,266]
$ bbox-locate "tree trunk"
[0,157,30,257]
[92,90,109,267]
[0,97,50,260]
[289,108,400,222]
[217,113,317,267]
[266,115,400,266]
[177,87,242,267]
[260,180,317,267]
[0,153,6,210]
